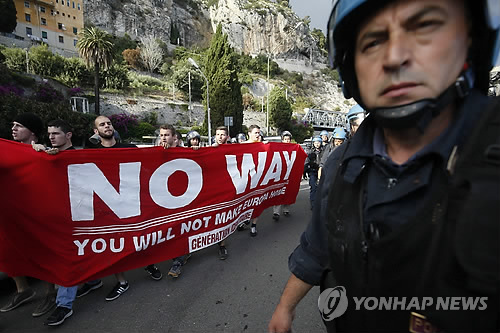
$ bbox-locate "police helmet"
[281,130,292,139]
[320,130,329,137]
[237,133,247,142]
[332,127,347,140]
[186,130,201,147]
[327,0,500,130]
[347,104,365,121]
[312,136,323,143]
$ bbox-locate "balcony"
[34,0,55,7]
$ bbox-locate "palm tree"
[76,27,113,115]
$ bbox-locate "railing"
[302,108,348,130]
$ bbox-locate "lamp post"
[188,57,211,142]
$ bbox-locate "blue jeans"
[56,286,77,309]
[308,171,318,209]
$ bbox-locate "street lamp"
[188,57,211,142]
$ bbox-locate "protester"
[269,0,499,331]
[272,131,293,221]
[1,113,45,314]
[243,125,263,237]
[77,116,162,302]
[31,119,77,326]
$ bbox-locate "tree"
[269,86,292,131]
[204,23,243,136]
[311,28,327,53]
[0,0,16,33]
[122,48,141,69]
[140,36,163,73]
[76,27,113,115]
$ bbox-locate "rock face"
[83,0,324,62]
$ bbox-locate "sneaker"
[272,213,280,221]
[250,224,257,237]
[218,246,228,260]
[105,282,129,301]
[145,264,162,281]
[168,262,182,278]
[283,211,290,217]
[0,289,36,312]
[76,280,103,298]
[44,306,73,326]
[32,292,56,317]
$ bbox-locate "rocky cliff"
[83,0,324,62]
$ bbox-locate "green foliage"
[321,67,340,83]
[55,57,91,87]
[171,59,203,100]
[288,118,314,144]
[129,121,156,140]
[2,47,25,72]
[29,44,65,77]
[143,111,158,126]
[111,33,137,64]
[269,86,292,131]
[236,53,280,77]
[204,23,243,136]
[292,96,314,114]
[207,0,219,7]
[0,0,16,33]
[311,28,327,52]
[128,71,167,90]
[0,93,94,146]
[102,64,130,89]
[170,22,181,45]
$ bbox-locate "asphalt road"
[0,180,326,333]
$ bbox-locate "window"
[59,36,64,43]
[62,13,65,16]
[40,6,45,13]
[24,1,30,8]
[73,27,77,34]
[56,0,58,3]
[41,18,47,25]
[73,39,78,47]
[26,27,32,36]
[42,31,47,39]
[72,1,75,8]
[67,0,69,6]
[73,16,76,19]
[58,22,63,29]
[25,13,31,22]
[57,11,59,14]
[77,3,80,10]
[51,9,54,15]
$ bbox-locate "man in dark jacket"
[269,0,499,332]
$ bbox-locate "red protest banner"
[0,139,306,286]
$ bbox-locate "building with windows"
[1,0,84,57]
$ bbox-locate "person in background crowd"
[272,131,293,221]
[303,136,323,211]
[269,0,500,331]
[319,130,329,147]
[318,127,347,179]
[236,133,247,143]
[346,104,366,137]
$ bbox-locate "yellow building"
[10,0,84,56]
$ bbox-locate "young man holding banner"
[77,116,162,302]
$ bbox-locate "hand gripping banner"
[0,139,306,286]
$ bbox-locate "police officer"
[269,0,499,332]
[303,136,322,210]
[319,130,329,147]
[318,127,347,179]
[346,104,365,136]
[186,130,201,148]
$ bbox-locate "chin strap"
[370,68,475,132]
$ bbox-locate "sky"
[288,0,332,34]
